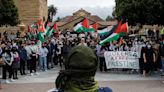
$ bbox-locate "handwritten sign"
[104,51,139,69]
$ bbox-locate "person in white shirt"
[131,41,140,52]
[109,43,119,51]
[1,46,14,83]
[78,38,87,46]
[29,41,38,75]
[38,43,48,71]
[109,43,115,51]
[24,42,32,71]
[78,33,85,38]
[119,43,129,51]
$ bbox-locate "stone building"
[0,0,48,38]
[13,0,48,26]
[57,9,118,31]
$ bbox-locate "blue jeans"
[162,58,164,73]
[39,56,47,71]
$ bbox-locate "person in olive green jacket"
[47,45,112,92]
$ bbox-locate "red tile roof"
[59,15,104,23]
[59,16,74,22]
[98,20,118,26]
[73,8,91,16]
[90,15,104,22]
[56,22,66,26]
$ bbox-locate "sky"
[47,0,115,20]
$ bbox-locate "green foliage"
[0,0,19,26]
[48,5,57,22]
[56,17,61,22]
[114,0,164,25]
[106,15,114,21]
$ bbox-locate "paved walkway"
[10,67,163,83]
[1,81,164,92]
[0,67,164,92]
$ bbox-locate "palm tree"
[48,5,57,22]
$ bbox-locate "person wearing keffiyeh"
[48,45,112,92]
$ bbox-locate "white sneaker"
[10,79,16,82]
[5,80,10,84]
[162,81,164,84]
[27,71,31,74]
[29,73,34,76]
[34,72,39,76]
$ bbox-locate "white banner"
[104,51,139,69]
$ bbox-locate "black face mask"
[4,50,9,52]
[71,44,75,47]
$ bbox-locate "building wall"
[13,0,48,26]
[0,26,18,39]
[39,0,48,20]
[59,17,84,31]
[0,0,48,38]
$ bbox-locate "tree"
[0,0,19,26]
[48,5,57,22]
[56,17,61,22]
[106,15,114,21]
[112,7,117,18]
[114,0,164,25]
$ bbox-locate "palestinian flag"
[82,18,89,30]
[28,25,37,39]
[100,24,118,40]
[51,23,58,33]
[30,28,37,39]
[46,22,57,37]
[73,23,84,33]
[88,22,97,32]
[31,23,37,29]
[33,29,37,35]
[99,33,120,44]
[43,21,49,34]
[120,22,129,36]
[73,18,89,33]
[38,32,44,43]
[118,37,123,46]
[97,26,113,36]
[36,19,42,28]
[44,22,51,36]
[97,27,108,35]
[51,23,59,37]
[38,25,45,33]
[100,21,122,44]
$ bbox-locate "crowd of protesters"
[0,32,59,85]
[0,29,164,89]
[96,37,164,75]
[59,31,164,82]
